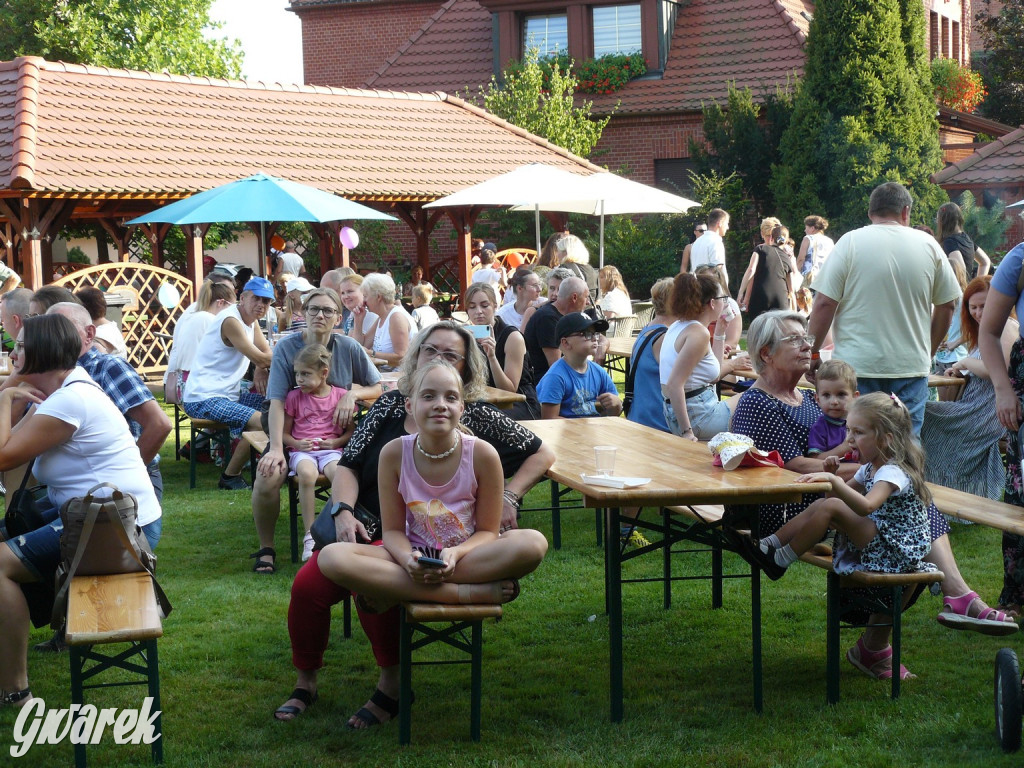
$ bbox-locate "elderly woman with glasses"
[732,310,1016,649]
[272,320,554,726]
[250,287,383,574]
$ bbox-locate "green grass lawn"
[4,402,1024,767]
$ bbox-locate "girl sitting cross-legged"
[317,359,547,608]
[738,391,935,680]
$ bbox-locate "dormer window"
[592,4,641,57]
[524,13,568,57]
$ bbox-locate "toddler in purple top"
[807,359,859,464]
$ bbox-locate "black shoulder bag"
[622,327,667,417]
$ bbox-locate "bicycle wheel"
[995,647,1022,752]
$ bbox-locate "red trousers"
[288,549,400,670]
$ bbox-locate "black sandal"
[250,547,276,574]
[1,688,31,706]
[273,688,317,721]
[346,688,403,730]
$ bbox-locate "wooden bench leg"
[288,479,300,564]
[398,607,493,743]
[398,606,414,745]
[826,571,842,705]
[69,639,163,766]
[891,585,904,701]
[470,620,483,742]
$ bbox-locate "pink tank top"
[398,433,478,551]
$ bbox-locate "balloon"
[270,234,286,252]
[157,282,180,309]
[339,227,359,250]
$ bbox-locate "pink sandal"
[846,637,915,681]
[937,591,1019,636]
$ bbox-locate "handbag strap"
[625,327,667,402]
[14,457,35,495]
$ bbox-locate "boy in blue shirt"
[537,312,622,419]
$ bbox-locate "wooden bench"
[659,503,943,704]
[183,416,232,489]
[398,601,504,744]
[928,483,1024,534]
[65,572,164,767]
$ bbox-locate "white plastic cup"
[594,445,617,477]
[0,352,8,373]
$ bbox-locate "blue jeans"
[856,376,929,438]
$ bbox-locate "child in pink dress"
[284,343,352,561]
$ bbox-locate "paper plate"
[157,282,180,309]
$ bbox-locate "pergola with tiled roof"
[0,56,602,290]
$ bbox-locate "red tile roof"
[364,0,494,94]
[932,125,1024,187]
[0,56,601,201]
[363,0,812,113]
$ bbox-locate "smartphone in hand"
[418,556,446,568]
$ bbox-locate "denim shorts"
[7,514,161,583]
[663,386,732,440]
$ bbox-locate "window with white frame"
[593,4,641,57]
[524,13,568,57]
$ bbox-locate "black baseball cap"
[555,312,609,342]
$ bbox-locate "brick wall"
[297,3,444,88]
[593,112,705,182]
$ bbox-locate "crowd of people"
[4,179,1024,717]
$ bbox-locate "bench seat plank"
[403,602,503,622]
[928,483,1024,535]
[66,573,163,646]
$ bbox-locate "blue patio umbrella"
[128,173,396,274]
[128,173,396,226]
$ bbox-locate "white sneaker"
[302,531,314,562]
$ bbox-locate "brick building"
[290,0,975,191]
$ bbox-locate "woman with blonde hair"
[737,219,799,321]
[597,265,632,318]
[352,273,414,367]
[338,273,377,337]
[554,234,598,302]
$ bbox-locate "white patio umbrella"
[424,163,593,252]
[511,172,699,267]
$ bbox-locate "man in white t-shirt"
[689,208,730,287]
[807,182,961,435]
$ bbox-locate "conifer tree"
[772,0,946,233]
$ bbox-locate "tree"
[976,0,1024,126]
[470,48,611,159]
[0,0,243,79]
[692,82,794,219]
[771,0,946,234]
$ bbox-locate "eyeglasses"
[421,343,465,365]
[13,341,24,352]
[568,331,599,341]
[695,228,707,233]
[24,313,38,319]
[305,306,338,317]
[778,333,815,348]
[715,295,730,301]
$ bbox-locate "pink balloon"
[339,227,359,250]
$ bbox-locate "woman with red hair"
[922,275,1017,501]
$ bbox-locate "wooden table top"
[525,417,830,507]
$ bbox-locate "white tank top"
[374,304,414,355]
[659,319,720,391]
